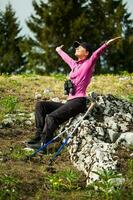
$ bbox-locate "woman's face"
[75,45,89,59]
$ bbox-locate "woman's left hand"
[56,45,64,51]
[106,36,122,45]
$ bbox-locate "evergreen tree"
[27,0,89,74]
[27,0,133,74]
[86,0,133,73]
[0,4,26,74]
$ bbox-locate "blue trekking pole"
[28,128,70,159]
[48,101,96,164]
[27,118,79,159]
[48,137,70,165]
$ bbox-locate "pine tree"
[0,4,26,74]
[87,0,133,73]
[104,0,133,73]
[27,0,133,74]
[27,0,90,74]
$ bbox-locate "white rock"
[89,170,99,183]
[125,113,133,122]
[108,177,125,187]
[86,135,93,143]
[43,88,51,94]
[29,112,35,121]
[51,97,60,102]
[130,153,133,158]
[82,139,87,146]
[107,129,120,142]
[118,122,129,132]
[17,113,25,116]
[23,147,34,152]
[84,156,92,163]
[78,154,85,161]
[116,132,133,147]
[25,120,32,126]
[119,77,129,81]
[34,93,42,100]
[95,149,104,161]
[62,100,67,103]
[2,118,14,126]
[63,93,133,185]
[129,106,133,114]
[98,96,105,104]
[96,127,104,136]
[104,107,111,115]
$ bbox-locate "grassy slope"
[0,73,133,200]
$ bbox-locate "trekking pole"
[28,117,82,159]
[28,130,68,159]
[48,101,96,165]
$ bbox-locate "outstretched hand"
[56,45,64,51]
[106,36,122,45]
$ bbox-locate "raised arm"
[105,36,121,45]
[56,45,76,70]
[90,36,121,65]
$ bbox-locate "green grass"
[127,95,133,103]
[47,168,81,191]
[0,175,20,200]
[0,73,133,200]
[0,96,19,113]
[0,96,19,122]
[50,72,66,80]
[9,145,34,160]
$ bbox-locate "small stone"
[51,97,60,102]
[29,112,35,121]
[129,106,133,114]
[116,132,133,147]
[125,113,132,122]
[2,118,14,127]
[108,177,125,187]
[62,100,67,103]
[23,147,34,152]
[119,77,129,81]
[43,88,51,94]
[107,129,120,142]
[25,121,32,126]
[130,153,133,158]
[34,93,42,100]
[84,156,92,163]
[96,127,104,136]
[118,122,129,132]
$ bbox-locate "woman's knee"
[35,101,46,113]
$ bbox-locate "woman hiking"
[27,36,121,148]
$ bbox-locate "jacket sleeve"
[56,48,76,70]
[89,43,108,66]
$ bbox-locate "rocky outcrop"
[63,93,133,185]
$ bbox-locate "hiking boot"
[27,136,41,148]
[37,142,48,154]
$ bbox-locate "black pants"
[35,97,87,143]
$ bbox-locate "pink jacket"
[56,43,108,100]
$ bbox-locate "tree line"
[0,0,133,75]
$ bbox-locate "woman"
[28,36,121,148]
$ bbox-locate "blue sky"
[0,0,133,36]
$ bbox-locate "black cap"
[73,41,92,55]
